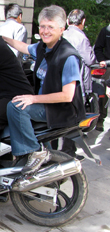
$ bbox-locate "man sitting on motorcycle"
[3,5,86,175]
[0,37,34,140]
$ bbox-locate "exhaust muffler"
[12,159,81,192]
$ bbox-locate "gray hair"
[5,4,22,19]
[38,5,66,28]
[67,9,85,26]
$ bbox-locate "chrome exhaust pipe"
[12,159,81,192]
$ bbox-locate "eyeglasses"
[38,25,58,31]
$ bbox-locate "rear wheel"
[10,151,88,227]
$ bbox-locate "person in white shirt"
[63,9,96,95]
[0,3,27,64]
[61,9,96,157]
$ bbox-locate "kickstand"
[73,131,101,165]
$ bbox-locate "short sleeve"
[28,43,39,60]
[62,55,80,86]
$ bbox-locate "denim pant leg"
[7,101,47,156]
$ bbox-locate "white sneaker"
[22,150,51,174]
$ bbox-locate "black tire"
[10,150,88,227]
[84,92,99,132]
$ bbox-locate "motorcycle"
[0,113,100,227]
[83,62,107,132]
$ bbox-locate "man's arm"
[12,81,76,110]
[63,31,96,66]
[15,27,27,43]
[105,78,110,98]
[2,36,29,55]
[106,86,110,98]
[13,26,27,56]
[79,37,96,66]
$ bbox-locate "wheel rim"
[18,175,79,218]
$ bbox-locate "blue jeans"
[7,101,47,156]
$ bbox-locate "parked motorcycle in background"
[22,54,35,88]
[84,63,107,132]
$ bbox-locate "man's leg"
[61,137,84,161]
[0,98,11,132]
[0,98,13,159]
[7,101,51,174]
[0,98,13,160]
[96,94,108,131]
[96,67,110,131]
[0,98,11,202]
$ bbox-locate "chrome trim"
[12,159,81,192]
[0,167,23,176]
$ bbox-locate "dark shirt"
[94,25,110,62]
[105,79,110,87]
[0,36,34,99]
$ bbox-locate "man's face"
[39,18,64,48]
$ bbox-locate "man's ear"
[66,18,69,26]
[16,14,22,23]
[82,18,85,26]
[19,13,22,21]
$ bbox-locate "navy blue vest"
[34,38,86,129]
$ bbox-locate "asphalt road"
[0,107,110,232]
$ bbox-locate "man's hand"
[106,86,110,98]
[12,95,35,110]
[100,61,106,67]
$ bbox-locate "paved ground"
[0,107,110,232]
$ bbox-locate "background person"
[3,5,86,175]
[0,35,34,203]
[94,25,110,131]
[0,36,34,137]
[60,9,96,157]
[63,9,96,96]
[106,79,110,99]
[0,3,27,65]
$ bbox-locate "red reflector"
[91,69,106,75]
[99,95,105,98]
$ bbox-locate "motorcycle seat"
[1,121,48,140]
[1,126,10,139]
[1,113,98,140]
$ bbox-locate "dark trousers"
[99,67,110,120]
[92,67,110,121]
[98,94,108,120]
[0,98,12,161]
[51,137,76,157]
[0,98,11,133]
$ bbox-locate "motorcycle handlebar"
[91,60,110,69]
[90,64,102,69]
[105,60,110,67]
